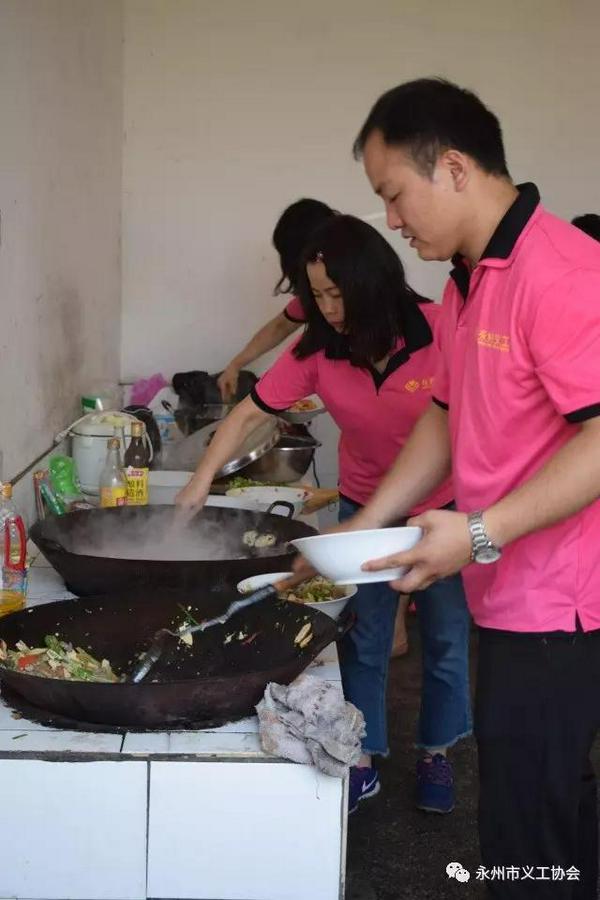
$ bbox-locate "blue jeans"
[338,496,472,756]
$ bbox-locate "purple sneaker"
[349,766,380,814]
[416,753,455,814]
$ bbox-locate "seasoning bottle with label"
[99,438,127,508]
[124,421,150,506]
[0,483,27,616]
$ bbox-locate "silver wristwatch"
[467,510,501,564]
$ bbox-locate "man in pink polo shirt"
[347,78,600,897]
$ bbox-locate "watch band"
[467,510,501,564]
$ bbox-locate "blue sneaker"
[349,766,380,814]
[416,753,455,814]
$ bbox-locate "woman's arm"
[217,313,300,400]
[175,396,272,511]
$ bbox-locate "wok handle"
[265,501,295,519]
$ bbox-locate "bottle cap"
[131,421,144,438]
[0,482,12,499]
[107,438,120,450]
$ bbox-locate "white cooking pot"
[69,411,153,495]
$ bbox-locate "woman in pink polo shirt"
[216,198,336,402]
[177,215,471,815]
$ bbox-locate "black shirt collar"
[327,300,434,389]
[450,182,541,300]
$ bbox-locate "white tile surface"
[122,730,262,757]
[307,661,342,682]
[147,760,344,900]
[0,696,55,732]
[26,566,74,604]
[0,729,122,753]
[0,759,147,899]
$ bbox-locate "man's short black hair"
[353,77,509,178]
[571,214,600,242]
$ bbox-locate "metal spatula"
[129,571,309,683]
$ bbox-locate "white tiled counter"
[0,551,348,900]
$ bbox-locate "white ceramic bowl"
[225,485,308,518]
[148,470,191,505]
[148,472,267,509]
[236,571,357,620]
[290,527,423,585]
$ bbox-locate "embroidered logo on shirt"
[477,329,510,353]
[405,377,434,393]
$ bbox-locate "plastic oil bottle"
[99,438,127,508]
[0,483,28,616]
[124,421,150,506]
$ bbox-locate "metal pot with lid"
[161,418,320,484]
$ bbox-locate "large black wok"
[0,587,342,728]
[30,505,317,596]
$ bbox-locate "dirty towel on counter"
[256,674,365,777]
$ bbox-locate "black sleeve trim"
[432,396,449,411]
[564,403,600,424]
[250,385,286,416]
[283,308,305,324]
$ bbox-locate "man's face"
[362,130,464,261]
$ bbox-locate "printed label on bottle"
[125,468,149,506]
[100,486,127,508]
[0,566,27,596]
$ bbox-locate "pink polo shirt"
[434,183,600,633]
[252,301,453,512]
[283,296,305,323]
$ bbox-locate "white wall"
[121,0,600,382]
[120,0,600,492]
[0,0,123,484]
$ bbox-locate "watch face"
[475,546,501,564]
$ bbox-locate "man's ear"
[442,149,470,192]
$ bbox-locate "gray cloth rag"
[256,673,366,777]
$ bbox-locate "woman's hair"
[272,198,337,294]
[294,215,428,367]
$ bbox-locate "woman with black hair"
[177,215,471,815]
[216,198,336,402]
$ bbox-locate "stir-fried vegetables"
[0,635,120,683]
[283,576,346,604]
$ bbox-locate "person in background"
[177,214,472,816]
[217,198,336,402]
[572,213,600,242]
[217,196,411,658]
[347,77,600,897]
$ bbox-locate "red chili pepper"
[16,654,40,670]
[241,632,260,646]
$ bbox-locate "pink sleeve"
[252,343,318,413]
[283,296,306,323]
[432,287,456,409]
[528,269,600,421]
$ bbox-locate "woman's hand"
[217,365,240,402]
[175,476,210,516]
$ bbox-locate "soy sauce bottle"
[124,422,150,506]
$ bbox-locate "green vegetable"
[227,476,281,490]
[44,635,63,655]
[226,476,264,490]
